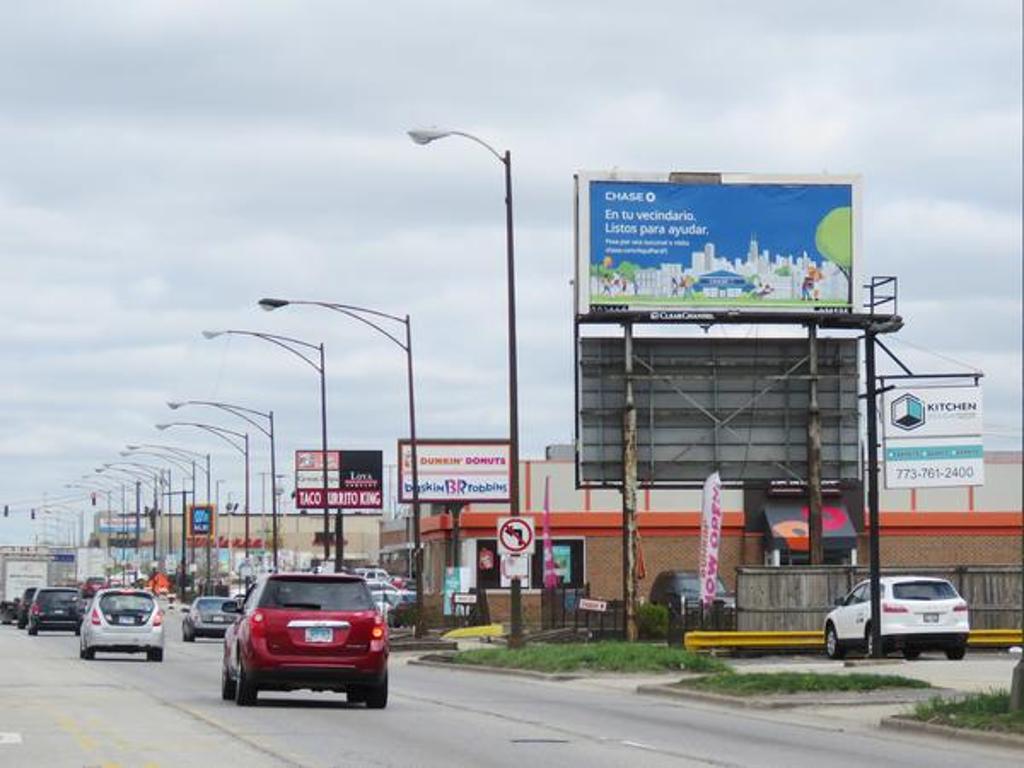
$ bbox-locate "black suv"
[648,570,735,610]
[27,588,81,636]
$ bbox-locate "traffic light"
[30,508,36,520]
[91,492,97,506]
[3,504,8,518]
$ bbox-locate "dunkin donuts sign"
[398,440,511,503]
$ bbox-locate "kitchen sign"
[294,450,383,510]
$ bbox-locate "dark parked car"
[28,588,82,635]
[222,573,389,707]
[648,570,735,611]
[183,596,238,641]
[17,587,39,629]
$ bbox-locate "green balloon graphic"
[815,207,852,275]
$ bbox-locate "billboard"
[294,450,383,511]
[882,384,984,488]
[575,172,860,318]
[577,336,860,486]
[398,440,511,503]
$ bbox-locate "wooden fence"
[736,566,1023,632]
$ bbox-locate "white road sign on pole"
[500,553,530,587]
[497,517,535,556]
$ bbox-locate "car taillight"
[30,603,40,616]
[882,603,909,613]
[91,608,101,625]
[250,610,265,637]
[153,610,163,627]
[953,603,969,612]
[370,617,387,652]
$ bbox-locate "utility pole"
[622,323,639,641]
[808,322,824,565]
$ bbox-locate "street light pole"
[408,128,522,646]
[202,329,329,571]
[258,297,424,633]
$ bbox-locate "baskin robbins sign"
[575,172,861,318]
[398,440,511,503]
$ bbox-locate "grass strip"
[452,642,729,674]
[910,691,1024,735]
[679,671,931,696]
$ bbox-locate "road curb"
[408,656,582,681]
[636,682,952,709]
[880,715,1024,749]
[391,640,459,653]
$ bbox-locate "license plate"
[923,613,939,623]
[118,616,134,625]
[53,610,65,615]
[305,627,332,643]
[214,616,228,623]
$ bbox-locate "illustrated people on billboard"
[801,266,820,301]
[753,277,773,299]
[601,275,613,295]
[681,274,696,299]
[670,276,680,296]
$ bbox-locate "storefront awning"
[763,501,857,551]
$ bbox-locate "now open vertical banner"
[699,471,723,608]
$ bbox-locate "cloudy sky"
[1,1,1020,544]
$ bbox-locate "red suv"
[221,573,388,708]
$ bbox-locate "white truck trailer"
[0,548,52,623]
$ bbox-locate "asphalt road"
[1,610,1020,767]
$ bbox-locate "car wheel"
[183,627,195,643]
[27,625,38,636]
[221,664,237,701]
[902,648,921,660]
[79,643,87,659]
[74,626,81,637]
[147,649,164,662]
[83,646,95,660]
[865,625,882,658]
[365,674,388,709]
[825,623,845,660]
[235,656,258,706]
[945,645,967,661]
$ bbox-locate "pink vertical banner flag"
[699,471,723,609]
[542,477,558,589]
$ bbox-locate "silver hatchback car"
[80,589,165,662]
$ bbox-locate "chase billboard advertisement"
[575,172,859,317]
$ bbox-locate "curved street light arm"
[125,443,206,462]
[159,422,246,455]
[207,330,322,373]
[170,401,271,439]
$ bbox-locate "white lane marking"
[621,740,656,751]
[0,733,23,745]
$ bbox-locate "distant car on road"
[354,567,391,583]
[183,596,238,641]
[824,576,970,660]
[80,589,165,661]
[221,573,388,707]
[648,570,735,611]
[27,588,81,636]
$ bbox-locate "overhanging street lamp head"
[407,128,451,145]
[155,424,171,431]
[201,330,224,340]
[167,401,184,410]
[258,298,290,311]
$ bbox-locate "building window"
[474,538,585,590]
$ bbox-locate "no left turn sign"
[497,517,535,556]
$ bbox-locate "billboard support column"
[134,480,141,584]
[622,323,639,641]
[807,323,824,565]
[865,330,883,658]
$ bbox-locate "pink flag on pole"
[542,477,558,589]
[699,471,723,609]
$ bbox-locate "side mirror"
[221,600,241,614]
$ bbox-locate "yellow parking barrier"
[441,623,504,640]
[684,631,823,652]
[967,629,1023,647]
[683,629,1023,652]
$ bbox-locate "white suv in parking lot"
[824,576,969,660]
